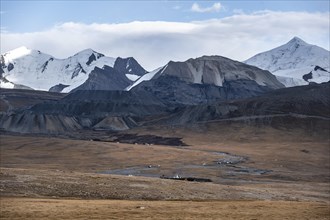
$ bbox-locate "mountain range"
[0,37,329,135]
[1,37,329,93]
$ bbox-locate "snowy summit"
[0,47,146,92]
[245,37,330,87]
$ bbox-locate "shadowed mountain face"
[71,66,131,92]
[53,58,147,92]
[0,89,65,113]
[0,89,168,133]
[149,82,330,126]
[132,75,273,105]
[232,82,330,118]
[114,57,147,76]
[0,83,329,135]
[29,90,168,117]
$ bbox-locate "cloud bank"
[1,11,329,71]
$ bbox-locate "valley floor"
[0,123,329,219]
[1,198,329,220]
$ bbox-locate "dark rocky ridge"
[132,75,273,105]
[71,66,131,92]
[114,57,147,76]
[0,88,65,113]
[70,57,148,92]
[232,82,330,118]
[28,90,169,118]
[144,82,330,126]
[1,83,329,135]
[0,89,167,133]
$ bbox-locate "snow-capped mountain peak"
[0,47,148,92]
[2,46,54,66]
[73,48,97,56]
[287,36,308,46]
[72,48,105,61]
[245,37,330,87]
[0,47,116,91]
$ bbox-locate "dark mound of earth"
[107,133,188,146]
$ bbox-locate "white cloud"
[191,2,222,13]
[1,11,329,71]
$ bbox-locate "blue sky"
[1,1,329,70]
[1,1,329,32]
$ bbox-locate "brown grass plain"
[1,121,329,219]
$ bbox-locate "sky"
[1,0,329,70]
